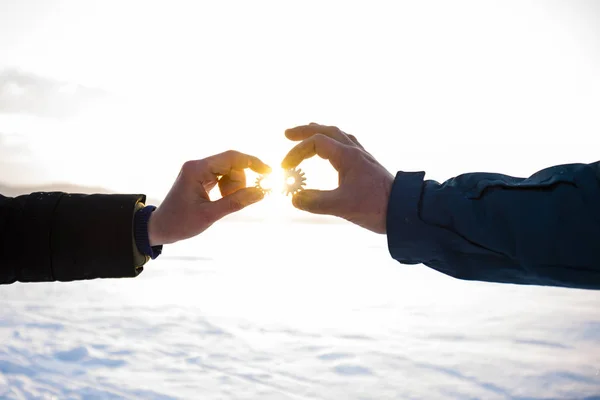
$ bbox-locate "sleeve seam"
[48,193,65,281]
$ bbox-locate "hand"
[148,150,271,246]
[282,123,394,234]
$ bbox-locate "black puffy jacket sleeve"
[0,192,145,284]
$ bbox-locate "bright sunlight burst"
[255,168,286,195]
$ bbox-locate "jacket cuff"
[132,201,150,268]
[134,205,163,260]
[386,171,441,264]
[51,194,146,281]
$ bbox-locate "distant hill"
[0,182,163,206]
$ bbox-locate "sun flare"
[254,168,286,195]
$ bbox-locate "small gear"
[255,175,272,194]
[283,168,306,196]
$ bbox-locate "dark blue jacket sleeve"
[386,161,600,290]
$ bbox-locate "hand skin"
[148,150,271,246]
[281,123,394,234]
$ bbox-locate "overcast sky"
[1,0,599,214]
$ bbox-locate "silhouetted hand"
[148,151,271,245]
[282,123,394,234]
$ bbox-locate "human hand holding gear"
[281,123,394,234]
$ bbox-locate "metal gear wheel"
[283,168,306,196]
[255,175,272,194]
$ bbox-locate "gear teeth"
[255,175,272,194]
[283,168,307,196]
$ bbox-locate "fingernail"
[292,192,306,209]
[250,189,264,201]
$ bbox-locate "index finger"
[281,134,349,171]
[285,123,357,147]
[204,150,272,175]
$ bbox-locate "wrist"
[147,210,173,247]
[380,173,395,234]
[147,211,162,247]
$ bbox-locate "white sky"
[0,0,599,216]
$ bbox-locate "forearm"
[1,192,147,284]
[386,161,600,290]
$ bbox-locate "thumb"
[292,189,343,216]
[210,187,264,220]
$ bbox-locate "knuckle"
[313,133,329,143]
[223,149,239,158]
[228,197,244,211]
[346,146,363,158]
[313,133,334,149]
[180,160,197,177]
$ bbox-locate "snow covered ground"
[1,221,599,399]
